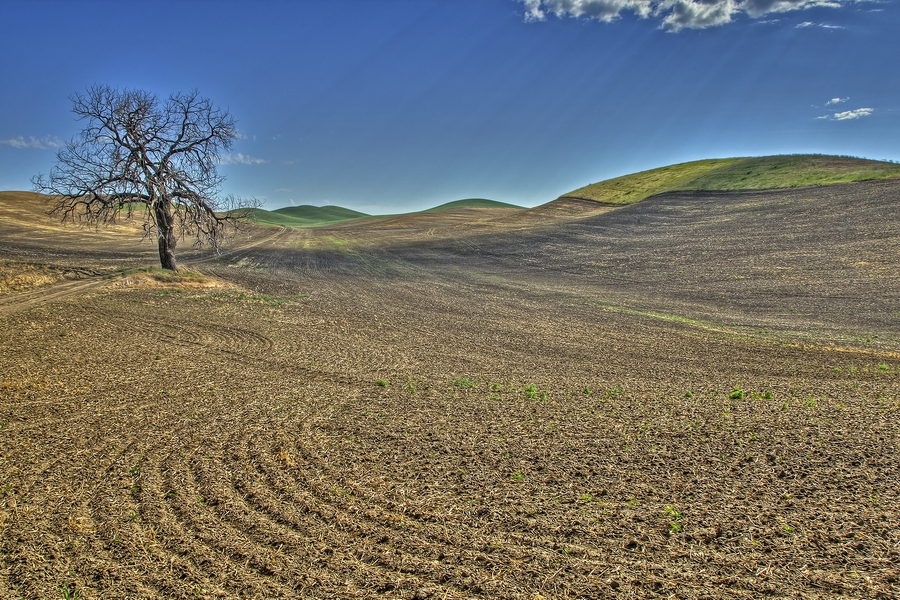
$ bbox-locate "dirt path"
[0,227,287,317]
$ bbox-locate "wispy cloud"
[818,107,874,120]
[520,0,849,32]
[834,108,874,120]
[219,153,267,165]
[797,20,843,28]
[825,97,848,106]
[0,135,64,150]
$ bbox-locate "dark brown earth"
[1,182,899,599]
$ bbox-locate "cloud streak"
[219,153,267,165]
[818,107,874,120]
[796,20,843,28]
[825,97,848,105]
[833,108,873,120]
[0,135,64,150]
[520,0,849,32]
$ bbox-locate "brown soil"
[1,183,899,599]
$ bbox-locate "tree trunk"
[154,200,178,271]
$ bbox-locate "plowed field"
[1,182,899,598]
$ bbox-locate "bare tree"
[33,85,257,271]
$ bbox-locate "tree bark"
[155,200,178,271]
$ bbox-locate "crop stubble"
[1,182,899,598]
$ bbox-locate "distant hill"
[424,198,523,212]
[246,199,522,227]
[244,205,369,227]
[562,155,900,205]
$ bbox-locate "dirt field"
[1,182,899,598]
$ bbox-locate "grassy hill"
[244,205,369,227]
[562,155,900,205]
[424,198,523,212]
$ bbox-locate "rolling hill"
[561,154,900,205]
[423,198,523,212]
[242,205,370,227]
[246,198,522,227]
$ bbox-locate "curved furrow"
[2,398,169,441]
[93,306,279,364]
[267,419,616,591]
[200,322,276,354]
[2,425,159,599]
[157,444,348,594]
[147,460,301,595]
[93,308,205,347]
[203,410,484,596]
[219,416,509,596]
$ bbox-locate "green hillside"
[562,155,900,205]
[273,205,369,222]
[245,205,370,227]
[424,198,523,212]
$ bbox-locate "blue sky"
[1,0,898,213]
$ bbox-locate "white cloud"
[825,97,848,105]
[818,107,874,120]
[833,107,873,120]
[518,0,850,31]
[0,135,64,150]
[658,0,737,32]
[219,153,267,165]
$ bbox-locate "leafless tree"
[33,85,257,271]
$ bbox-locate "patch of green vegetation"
[453,377,478,388]
[664,505,683,519]
[729,386,745,400]
[562,155,900,205]
[376,379,388,387]
[595,303,725,332]
[58,584,81,600]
